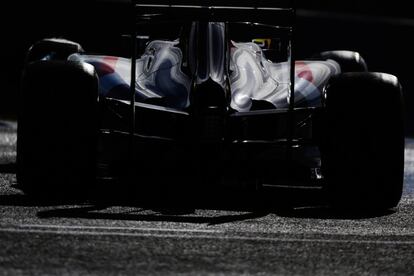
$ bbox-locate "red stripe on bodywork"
[99,56,118,76]
[296,61,314,83]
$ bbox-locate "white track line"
[13,224,220,234]
[1,224,414,245]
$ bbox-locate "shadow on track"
[36,204,269,226]
[0,163,16,174]
[28,187,397,223]
[33,200,396,224]
[0,189,397,222]
[0,165,397,221]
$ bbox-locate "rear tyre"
[25,38,83,63]
[314,50,368,72]
[322,72,404,210]
[17,60,99,199]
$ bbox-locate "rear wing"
[124,0,297,161]
[133,0,295,26]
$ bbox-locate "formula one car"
[17,1,405,209]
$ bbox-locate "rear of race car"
[17,1,405,210]
[91,1,334,190]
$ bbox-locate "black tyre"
[17,60,99,198]
[25,38,83,63]
[322,72,404,210]
[314,50,368,72]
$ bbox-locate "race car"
[17,1,405,210]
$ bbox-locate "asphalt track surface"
[1,121,414,275]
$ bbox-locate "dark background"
[1,1,412,135]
